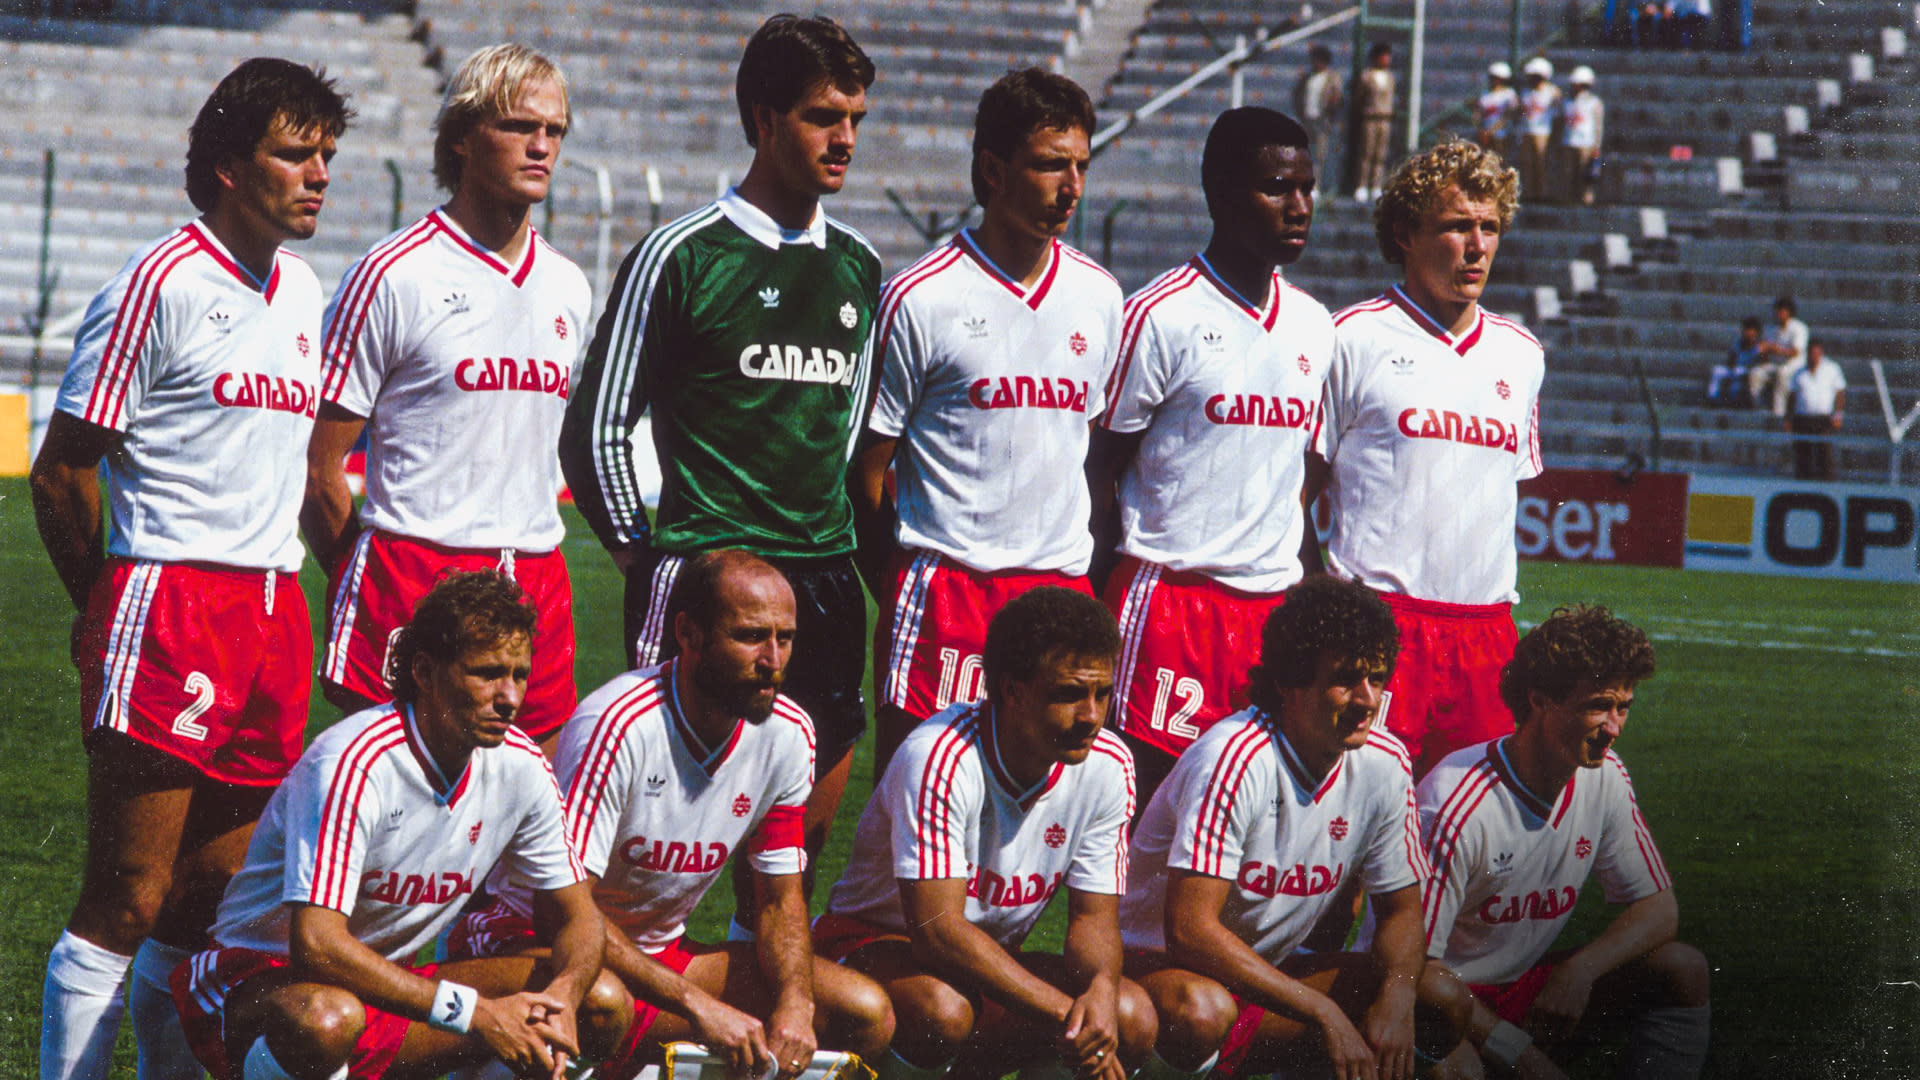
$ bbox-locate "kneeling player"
[1416,607,1709,1078]
[456,551,893,1078]
[819,588,1153,1080]
[171,572,631,1080]
[1121,576,1428,1080]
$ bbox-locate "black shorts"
[624,548,868,767]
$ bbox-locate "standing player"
[29,60,349,1080]
[1310,138,1543,780]
[560,14,879,881]
[1417,607,1709,1078]
[816,588,1152,1080]
[1087,107,1335,809]
[853,68,1123,772]
[452,552,894,1077]
[304,44,590,745]
[1120,576,1428,1080]
[169,571,634,1080]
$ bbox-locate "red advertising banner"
[1515,469,1689,567]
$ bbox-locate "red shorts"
[1103,556,1285,757]
[324,530,575,739]
[1379,594,1518,778]
[1467,954,1568,1026]
[877,550,1093,718]
[171,947,431,1080]
[811,912,910,964]
[600,936,701,1080]
[74,560,311,786]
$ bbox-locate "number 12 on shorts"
[1149,668,1203,740]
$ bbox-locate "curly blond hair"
[1372,138,1519,264]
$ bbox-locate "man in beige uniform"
[1355,42,1395,203]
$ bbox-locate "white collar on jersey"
[719,187,828,250]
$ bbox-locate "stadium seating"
[2,0,1914,481]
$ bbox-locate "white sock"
[130,939,202,1080]
[1624,1004,1710,1080]
[871,1048,952,1080]
[41,930,133,1080]
[1131,1050,1217,1080]
[243,1036,347,1080]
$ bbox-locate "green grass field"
[2,476,1916,1077]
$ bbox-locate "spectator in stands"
[1476,62,1518,158]
[1704,317,1763,406]
[1354,42,1395,203]
[1629,1,1670,48]
[1518,58,1560,203]
[1560,66,1604,205]
[1748,295,1808,417]
[1670,0,1713,49]
[1786,340,1846,480]
[1294,44,1345,183]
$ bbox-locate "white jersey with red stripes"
[826,703,1135,947]
[1120,707,1427,958]
[208,702,582,961]
[55,221,323,572]
[1320,288,1544,605]
[488,658,815,952]
[1418,737,1671,985]
[321,210,590,552]
[870,230,1124,575]
[1099,255,1335,592]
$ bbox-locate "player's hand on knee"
[474,991,572,1076]
[687,991,773,1079]
[1316,1006,1380,1080]
[1058,984,1120,1074]
[1430,1039,1483,1080]
[764,1000,818,1080]
[1362,992,1416,1080]
[1521,967,1592,1046]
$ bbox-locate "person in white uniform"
[170,571,632,1080]
[454,551,894,1079]
[818,588,1152,1080]
[304,44,590,745]
[1119,576,1428,1080]
[853,68,1124,775]
[1415,606,1709,1079]
[31,59,350,1080]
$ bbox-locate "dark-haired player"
[31,58,350,1080]
[855,68,1123,775]
[305,44,589,745]
[1088,106,1334,810]
[1311,139,1544,780]
[1121,576,1427,1080]
[561,14,880,887]
[170,571,632,1080]
[818,588,1151,1080]
[1415,606,1708,1079]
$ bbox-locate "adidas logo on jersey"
[454,357,570,399]
[759,286,781,308]
[967,376,1090,412]
[1478,886,1578,924]
[964,315,990,340]
[207,310,232,335]
[645,774,667,797]
[1236,860,1345,899]
[212,372,318,417]
[1200,327,1224,349]
[968,868,1065,909]
[1396,408,1521,454]
[1204,394,1317,429]
[1391,355,1415,373]
[1492,851,1515,875]
[737,344,858,385]
[445,291,471,314]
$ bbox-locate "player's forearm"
[557,344,650,555]
[1170,916,1340,1026]
[1061,903,1125,993]
[536,895,607,1009]
[755,875,817,1015]
[601,923,708,1016]
[29,458,106,610]
[290,917,440,1021]
[1371,886,1426,1002]
[1564,890,1678,988]
[849,433,899,595]
[300,468,358,571]
[913,915,1076,1024]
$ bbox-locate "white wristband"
[1483,1020,1532,1067]
[428,980,477,1035]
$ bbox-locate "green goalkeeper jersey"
[562,191,881,558]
